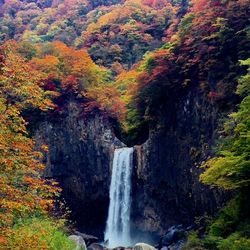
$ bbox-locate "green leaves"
[6,216,76,250]
[200,59,250,190]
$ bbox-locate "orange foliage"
[31,55,60,76]
[31,41,103,93]
[115,70,139,99]
[87,84,126,121]
[0,42,61,244]
[142,0,172,9]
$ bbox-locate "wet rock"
[133,243,156,250]
[112,247,126,250]
[105,245,133,250]
[87,243,104,250]
[111,247,133,250]
[69,235,86,250]
[160,225,186,246]
[160,247,169,250]
[74,231,98,246]
[168,240,185,250]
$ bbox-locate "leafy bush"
[218,233,250,250]
[184,231,250,250]
[182,231,207,250]
[6,216,76,250]
[209,198,240,237]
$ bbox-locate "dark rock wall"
[132,87,226,235]
[35,101,124,236]
[35,90,227,237]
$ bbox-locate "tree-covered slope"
[0,0,249,248]
[0,0,186,70]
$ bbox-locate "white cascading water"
[104,147,134,247]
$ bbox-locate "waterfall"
[104,147,134,247]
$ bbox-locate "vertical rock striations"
[35,88,228,238]
[35,100,124,236]
[132,87,227,235]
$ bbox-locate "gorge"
[34,89,226,242]
[0,0,249,249]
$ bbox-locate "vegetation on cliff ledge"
[184,59,250,250]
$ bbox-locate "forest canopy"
[0,0,249,248]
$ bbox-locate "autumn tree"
[0,41,60,246]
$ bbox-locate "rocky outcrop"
[133,243,156,250]
[159,225,186,247]
[87,243,104,250]
[35,100,124,236]
[69,235,87,250]
[34,88,227,239]
[74,231,99,246]
[131,86,227,235]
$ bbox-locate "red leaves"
[43,79,57,91]
[87,85,127,120]
[61,75,78,93]
[81,101,101,116]
[142,0,171,9]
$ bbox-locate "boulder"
[160,225,186,247]
[168,240,185,250]
[69,235,86,250]
[75,231,99,246]
[111,246,132,250]
[133,243,156,250]
[87,243,104,250]
[160,247,169,250]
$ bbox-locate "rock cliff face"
[131,86,227,235]
[35,100,123,236]
[35,88,227,238]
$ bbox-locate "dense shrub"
[6,216,77,250]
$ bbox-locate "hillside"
[0,0,249,249]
